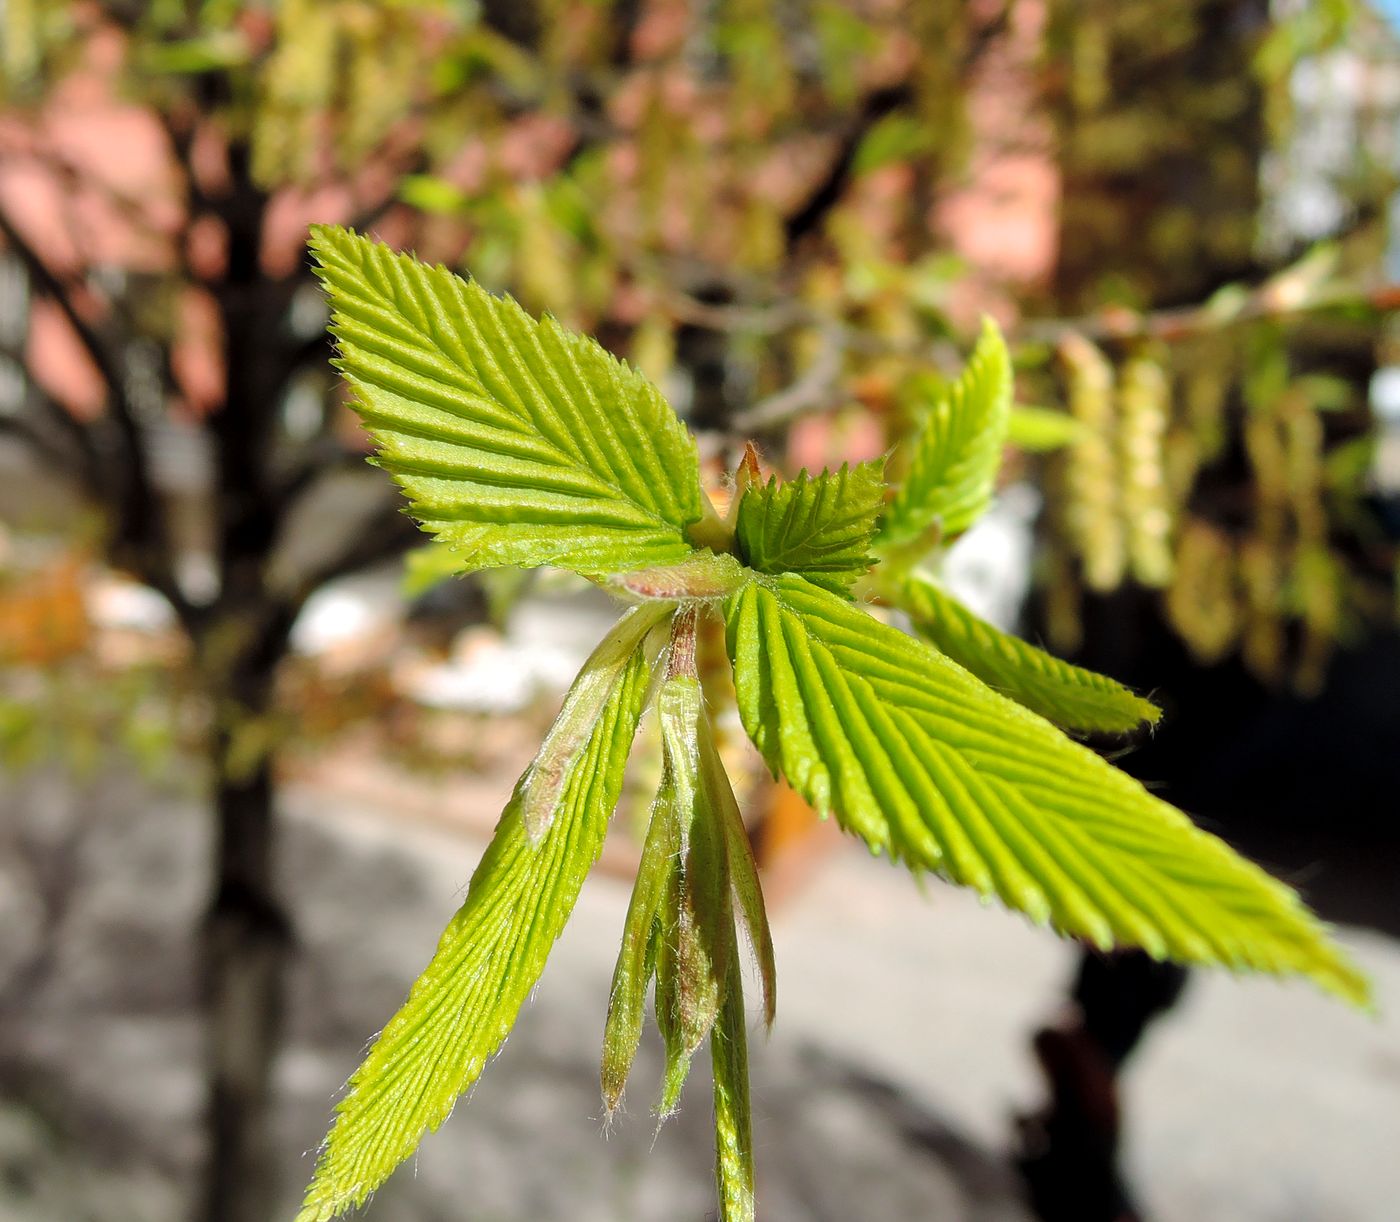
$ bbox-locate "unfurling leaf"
[723,574,1368,1007]
[309,225,703,576]
[877,317,1012,547]
[735,461,885,596]
[652,672,734,1117]
[710,945,754,1222]
[601,756,678,1112]
[894,572,1160,735]
[698,707,776,1026]
[297,621,657,1221]
[521,602,671,839]
[301,235,1369,1222]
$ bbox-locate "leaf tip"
[293,1198,340,1222]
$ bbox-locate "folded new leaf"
[894,572,1160,734]
[296,607,660,1221]
[735,461,885,596]
[309,225,704,576]
[723,574,1368,1007]
[877,317,1012,547]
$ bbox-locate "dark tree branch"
[0,208,193,619]
[274,437,372,512]
[295,493,419,602]
[0,409,100,489]
[782,84,914,249]
[0,209,133,423]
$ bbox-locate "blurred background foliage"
[2,2,1399,1221]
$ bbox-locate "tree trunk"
[197,639,294,1222]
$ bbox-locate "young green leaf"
[710,944,755,1222]
[698,708,776,1027]
[652,671,735,1117]
[893,572,1160,735]
[600,760,678,1112]
[723,574,1369,1007]
[521,601,670,839]
[309,225,703,575]
[297,616,658,1222]
[877,317,1012,547]
[735,462,885,596]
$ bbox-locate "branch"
[0,208,130,416]
[0,414,83,479]
[783,84,913,248]
[732,326,849,433]
[274,436,372,510]
[0,205,184,610]
[1018,279,1400,346]
[292,492,419,602]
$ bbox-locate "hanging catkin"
[1060,333,1126,591]
[1118,351,1174,587]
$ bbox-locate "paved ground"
[1,760,1396,1221]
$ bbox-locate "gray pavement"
[1,762,1396,1221]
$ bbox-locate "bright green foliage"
[735,461,885,595]
[700,710,777,1027]
[611,550,750,601]
[894,572,1161,734]
[723,574,1368,1004]
[877,317,1012,546]
[296,609,658,1221]
[710,946,754,1222]
[301,234,1370,1222]
[651,672,733,1114]
[520,603,670,839]
[600,758,678,1112]
[309,226,704,575]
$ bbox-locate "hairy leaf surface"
[878,318,1012,545]
[310,225,703,574]
[652,673,733,1116]
[735,462,884,595]
[710,945,754,1222]
[896,574,1160,734]
[723,575,1368,1005]
[521,602,669,839]
[601,760,678,1111]
[297,614,657,1220]
[699,710,776,1026]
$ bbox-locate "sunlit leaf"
[297,609,659,1220]
[651,672,733,1117]
[710,951,754,1222]
[736,462,884,596]
[310,226,703,576]
[724,574,1369,1006]
[895,573,1159,734]
[878,318,1012,546]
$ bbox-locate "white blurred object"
[399,590,613,714]
[291,583,390,655]
[399,626,587,714]
[84,576,177,632]
[938,482,1040,631]
[1369,366,1400,494]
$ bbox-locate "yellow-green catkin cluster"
[1061,333,1126,591]
[1117,351,1175,587]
